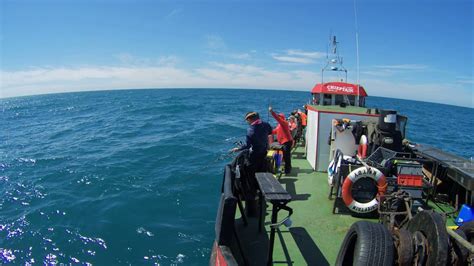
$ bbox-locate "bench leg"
[259,192,264,232]
[267,205,278,266]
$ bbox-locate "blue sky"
[1,0,472,107]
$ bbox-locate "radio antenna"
[353,0,361,106]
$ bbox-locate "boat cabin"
[311,82,367,107]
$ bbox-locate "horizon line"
[1,87,472,109]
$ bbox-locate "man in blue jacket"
[231,111,273,172]
[230,111,272,216]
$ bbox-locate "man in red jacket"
[269,106,293,174]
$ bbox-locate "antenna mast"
[354,0,361,106]
[321,35,347,83]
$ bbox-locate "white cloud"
[272,55,314,64]
[205,35,226,50]
[272,49,325,64]
[363,78,473,108]
[165,8,182,19]
[360,70,394,77]
[209,62,263,73]
[0,63,318,99]
[373,64,429,71]
[204,36,251,60]
[115,53,179,66]
[116,53,149,65]
[228,53,251,60]
[156,55,180,66]
[361,64,431,78]
[287,50,325,59]
[1,62,471,108]
[456,76,474,85]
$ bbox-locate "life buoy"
[357,135,368,159]
[341,166,387,213]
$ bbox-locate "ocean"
[1,89,472,265]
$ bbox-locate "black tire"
[459,220,474,244]
[336,221,395,266]
[393,229,413,266]
[405,211,449,266]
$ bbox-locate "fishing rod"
[267,100,271,122]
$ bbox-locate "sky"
[0,0,473,107]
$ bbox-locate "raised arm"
[269,109,286,126]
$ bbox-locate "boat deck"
[234,146,371,265]
[233,145,458,265]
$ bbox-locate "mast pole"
[354,0,360,106]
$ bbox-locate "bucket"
[274,151,282,168]
[378,110,397,132]
[455,204,474,226]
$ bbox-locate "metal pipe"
[404,200,413,220]
[446,227,474,253]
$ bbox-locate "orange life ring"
[341,166,387,213]
[357,135,368,159]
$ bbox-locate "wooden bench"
[255,172,292,266]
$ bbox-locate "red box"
[397,174,423,187]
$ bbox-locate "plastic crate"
[396,161,423,187]
[366,147,397,168]
[397,174,423,187]
[397,162,422,175]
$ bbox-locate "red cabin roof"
[311,82,368,97]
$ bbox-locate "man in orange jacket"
[298,108,307,128]
[269,106,293,174]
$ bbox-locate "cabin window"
[348,95,356,106]
[312,94,320,105]
[335,95,356,106]
[323,94,332,105]
[335,95,349,105]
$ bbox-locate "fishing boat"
[210,36,474,265]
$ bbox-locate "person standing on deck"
[230,111,272,217]
[288,115,298,142]
[269,106,293,174]
[230,111,272,174]
[297,108,308,144]
[298,108,307,129]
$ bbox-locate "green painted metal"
[263,147,372,265]
[234,145,458,265]
[234,146,373,265]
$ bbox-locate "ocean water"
[0,89,472,265]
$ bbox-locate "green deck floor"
[235,146,373,265]
[236,147,460,265]
[264,147,370,265]
[234,145,458,265]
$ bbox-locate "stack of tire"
[336,211,473,266]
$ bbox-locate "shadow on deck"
[288,227,330,266]
[278,177,311,201]
[235,217,330,265]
